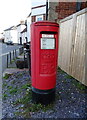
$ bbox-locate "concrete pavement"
[3,68,29,77]
[3,54,29,77]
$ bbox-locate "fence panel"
[58,8,87,86]
[58,18,73,73]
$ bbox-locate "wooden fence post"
[69,14,77,75]
[85,11,87,85]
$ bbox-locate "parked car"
[6,41,14,45]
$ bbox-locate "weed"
[56,92,61,100]
[3,73,12,79]
[3,94,8,100]
[14,111,20,116]
[13,89,55,117]
[25,78,29,81]
[17,73,23,77]
[10,59,15,64]
[15,73,23,78]
[2,83,7,88]
[13,89,31,105]
[14,110,31,118]
[72,80,87,92]
[42,104,54,112]
[58,67,65,73]
[66,75,74,79]
[7,86,13,89]
[16,57,20,59]
[19,73,23,76]
[13,99,20,105]
[24,103,43,112]
[58,67,61,71]
[20,53,24,56]
[11,80,16,84]
[21,83,31,90]
[8,67,17,68]
[9,87,18,94]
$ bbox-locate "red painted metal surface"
[31,21,59,90]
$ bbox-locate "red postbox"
[31,21,59,104]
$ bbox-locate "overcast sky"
[0,0,31,33]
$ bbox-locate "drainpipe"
[76,2,82,12]
[46,0,48,20]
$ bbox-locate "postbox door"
[40,33,56,74]
[37,32,58,90]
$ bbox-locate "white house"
[31,0,58,22]
[0,32,4,43]
[26,0,46,42]
[4,26,17,43]
[16,22,26,45]
[21,27,27,44]
[31,0,46,22]
[26,13,31,42]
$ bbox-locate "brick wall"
[55,2,87,20]
[81,2,87,9]
[31,2,87,22]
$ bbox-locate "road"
[0,43,22,54]
[0,43,23,72]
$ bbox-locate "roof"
[27,12,31,18]
[16,21,26,27]
[4,26,14,31]
[21,27,27,33]
[16,24,21,27]
[16,23,26,27]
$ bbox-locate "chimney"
[20,20,25,25]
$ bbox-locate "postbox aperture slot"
[40,33,55,49]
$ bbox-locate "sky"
[0,0,31,34]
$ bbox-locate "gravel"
[2,69,87,119]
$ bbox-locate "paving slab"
[3,68,29,77]
[3,53,29,77]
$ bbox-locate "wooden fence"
[58,8,87,86]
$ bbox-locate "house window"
[36,15,43,22]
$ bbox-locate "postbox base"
[32,87,55,105]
